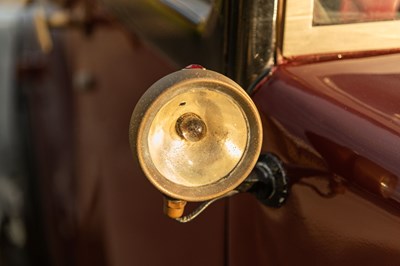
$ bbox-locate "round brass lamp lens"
[129,69,262,202]
[148,89,248,187]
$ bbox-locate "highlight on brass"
[129,67,263,220]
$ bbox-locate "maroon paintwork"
[64,28,400,264]
[227,53,400,265]
[66,27,226,266]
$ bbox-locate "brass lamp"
[129,67,263,219]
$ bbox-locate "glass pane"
[314,0,400,26]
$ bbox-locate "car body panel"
[65,27,227,266]
[226,53,400,265]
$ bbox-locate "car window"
[282,0,400,57]
[314,0,400,26]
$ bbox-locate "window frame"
[282,0,400,57]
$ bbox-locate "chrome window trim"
[282,0,400,57]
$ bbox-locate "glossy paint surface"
[66,27,226,266]
[228,53,400,265]
[259,53,400,206]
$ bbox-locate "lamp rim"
[129,69,262,202]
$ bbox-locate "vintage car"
[0,0,400,265]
